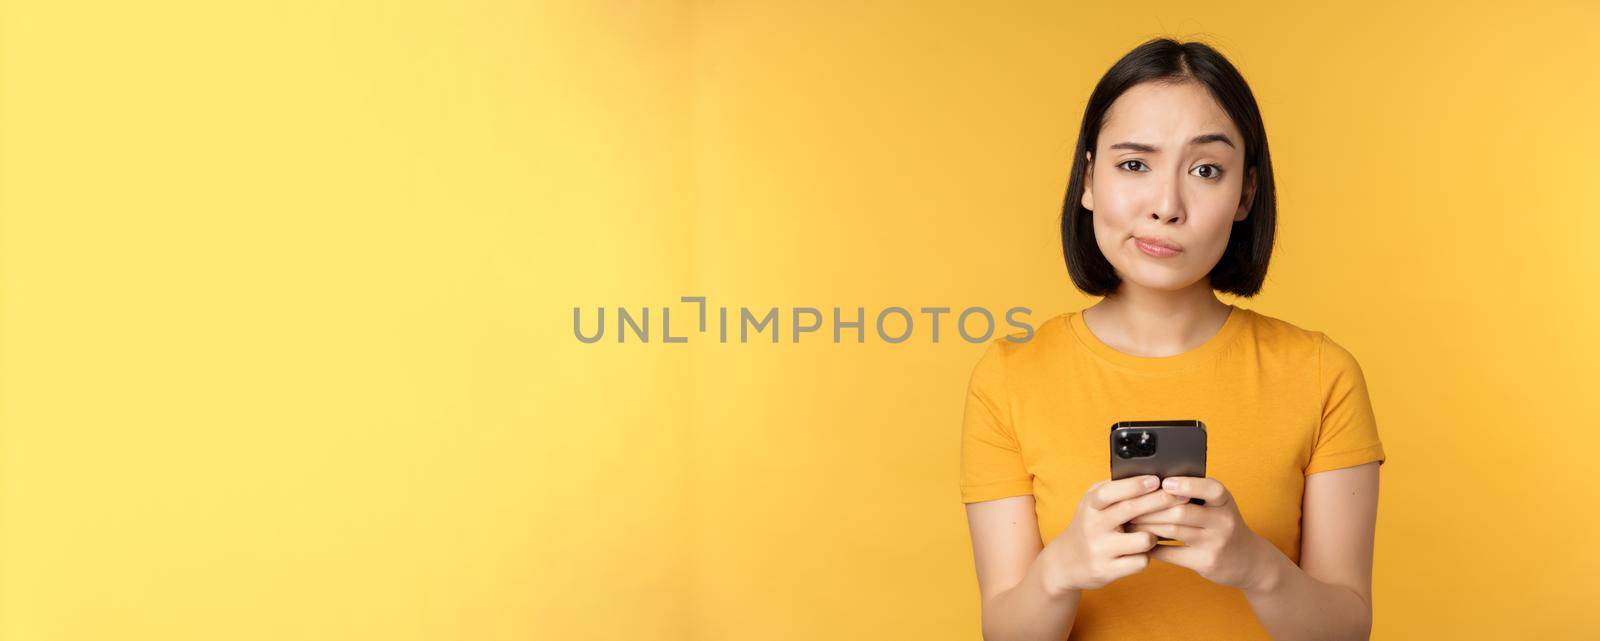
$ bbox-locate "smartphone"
[1110,420,1207,543]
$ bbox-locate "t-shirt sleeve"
[959,338,1034,503]
[1305,333,1388,476]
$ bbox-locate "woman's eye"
[1117,160,1147,172]
[1191,164,1224,180]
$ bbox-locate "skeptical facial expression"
[1081,80,1256,292]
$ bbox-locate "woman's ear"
[1080,150,1095,211]
[1235,167,1256,221]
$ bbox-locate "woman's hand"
[1125,476,1276,592]
[1040,475,1192,593]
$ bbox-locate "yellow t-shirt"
[959,304,1386,640]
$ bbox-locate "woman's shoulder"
[1239,306,1322,344]
[1236,306,1360,368]
[964,311,1070,374]
[984,310,1070,356]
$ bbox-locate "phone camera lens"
[1135,431,1157,457]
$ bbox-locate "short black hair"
[1060,38,1276,298]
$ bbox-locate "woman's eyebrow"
[1108,133,1235,152]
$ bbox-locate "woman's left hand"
[1125,476,1276,592]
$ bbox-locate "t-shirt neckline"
[1065,304,1248,373]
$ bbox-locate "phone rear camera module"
[1115,429,1158,459]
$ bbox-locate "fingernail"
[1162,478,1179,491]
[1143,477,1158,489]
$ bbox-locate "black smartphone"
[1110,420,1208,543]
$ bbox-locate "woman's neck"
[1082,282,1233,358]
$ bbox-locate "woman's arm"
[1242,461,1380,641]
[964,495,1081,641]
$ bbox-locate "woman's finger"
[1127,522,1205,544]
[1127,501,1210,527]
[1085,476,1161,510]
[1106,487,1188,525]
[1108,552,1151,575]
[1160,476,1232,507]
[1108,531,1161,556]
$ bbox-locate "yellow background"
[2,1,1596,639]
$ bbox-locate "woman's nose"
[1149,174,1185,223]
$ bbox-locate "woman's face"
[1081,80,1256,293]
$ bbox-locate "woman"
[960,38,1386,641]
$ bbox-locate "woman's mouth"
[1134,236,1183,258]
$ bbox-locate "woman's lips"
[1134,236,1182,257]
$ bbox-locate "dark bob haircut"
[1061,38,1276,298]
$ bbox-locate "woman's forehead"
[1100,81,1239,145]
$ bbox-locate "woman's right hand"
[1041,475,1191,592]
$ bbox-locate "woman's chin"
[1115,265,1203,292]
